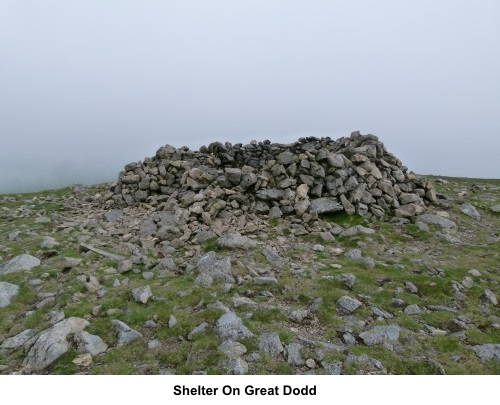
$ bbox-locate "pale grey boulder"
[0,254,40,275]
[22,317,89,372]
[111,320,143,346]
[0,282,19,308]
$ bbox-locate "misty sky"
[1,1,499,193]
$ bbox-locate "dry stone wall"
[107,131,436,222]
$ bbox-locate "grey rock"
[255,188,285,201]
[194,273,213,288]
[321,361,342,375]
[309,197,343,214]
[286,343,305,366]
[188,322,209,340]
[132,285,153,304]
[104,209,123,222]
[216,232,257,250]
[168,315,177,329]
[471,344,500,363]
[484,288,498,306]
[153,258,178,272]
[359,325,400,346]
[339,225,375,237]
[288,309,308,323]
[148,339,160,349]
[258,332,284,357]
[324,273,356,289]
[345,354,387,374]
[225,168,242,185]
[405,282,418,294]
[116,258,134,274]
[0,254,40,275]
[404,304,422,315]
[416,214,456,229]
[262,249,285,268]
[218,340,247,359]
[337,296,362,314]
[22,317,89,372]
[230,296,258,308]
[197,252,233,282]
[460,203,481,220]
[223,357,248,375]
[216,312,253,341]
[111,320,143,346]
[74,331,108,356]
[489,204,500,213]
[343,332,356,346]
[0,329,36,355]
[0,282,19,308]
[312,244,324,252]
[40,236,59,249]
[254,277,278,285]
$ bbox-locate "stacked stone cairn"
[107,132,436,226]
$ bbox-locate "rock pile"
[107,132,436,222]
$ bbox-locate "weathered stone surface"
[0,282,19,308]
[286,343,305,366]
[196,252,233,282]
[22,317,89,372]
[216,312,253,341]
[258,332,284,357]
[339,225,375,237]
[216,232,257,250]
[188,322,209,340]
[460,203,481,220]
[0,329,36,355]
[74,331,108,356]
[132,285,153,304]
[218,340,247,359]
[223,357,248,375]
[0,254,40,275]
[489,204,500,213]
[111,320,143,346]
[337,296,362,314]
[416,214,456,229]
[309,197,343,214]
[471,344,500,363]
[359,325,400,346]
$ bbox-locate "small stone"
[337,296,362,314]
[148,339,160,349]
[72,353,93,367]
[168,315,177,328]
[117,260,133,273]
[223,357,248,375]
[132,285,153,304]
[111,320,143,346]
[288,309,308,323]
[306,358,316,368]
[258,332,284,356]
[460,203,481,220]
[218,340,247,359]
[216,312,253,341]
[484,289,498,306]
[468,269,481,277]
[461,277,474,289]
[312,244,324,252]
[404,304,422,315]
[188,322,209,340]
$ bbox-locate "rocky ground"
[0,176,499,375]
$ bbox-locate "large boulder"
[0,254,40,275]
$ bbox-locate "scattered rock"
[337,296,362,314]
[460,203,481,220]
[0,254,40,275]
[22,317,89,372]
[359,325,400,346]
[132,285,153,304]
[471,344,500,363]
[258,332,284,357]
[218,340,247,359]
[0,282,19,308]
[216,312,253,341]
[216,232,257,250]
[111,320,143,346]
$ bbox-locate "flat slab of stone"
[309,197,343,214]
[359,325,400,346]
[196,252,234,282]
[111,320,143,346]
[471,344,500,363]
[215,312,253,341]
[416,214,456,229]
[216,232,257,250]
[0,254,40,275]
[460,203,481,220]
[22,317,90,372]
[0,282,19,308]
